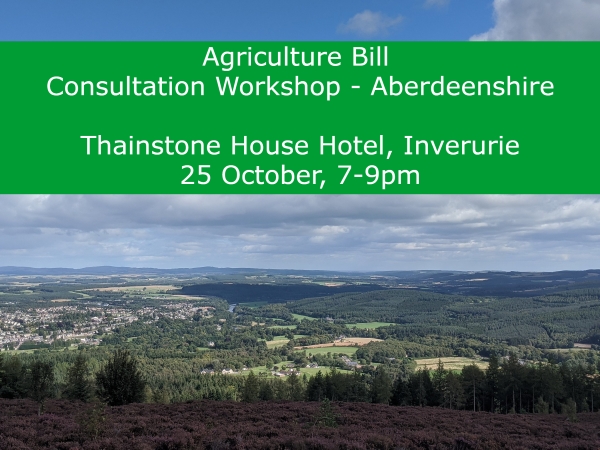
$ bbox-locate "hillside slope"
[1,399,598,449]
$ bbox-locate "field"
[267,324,297,329]
[263,335,308,347]
[346,322,395,329]
[296,346,358,356]
[291,313,317,321]
[553,348,591,353]
[294,338,381,350]
[243,364,352,377]
[415,357,489,371]
[265,338,289,347]
[85,285,205,301]
[91,285,179,293]
[1,399,598,450]
[298,366,353,376]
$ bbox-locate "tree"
[501,353,524,413]
[312,398,338,428]
[28,361,55,415]
[391,377,411,406]
[485,353,501,412]
[306,371,326,401]
[371,367,392,404]
[535,395,549,414]
[64,353,94,402]
[287,373,304,401]
[443,372,465,410]
[431,360,446,407]
[258,379,274,400]
[0,355,27,399]
[409,369,433,406]
[563,398,578,422]
[96,349,146,406]
[241,371,259,402]
[461,364,485,412]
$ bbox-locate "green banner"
[0,42,598,193]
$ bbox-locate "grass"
[266,339,290,347]
[263,336,307,347]
[345,322,395,329]
[415,357,488,371]
[553,348,591,353]
[268,324,297,330]
[243,364,353,377]
[241,363,296,376]
[299,366,353,376]
[292,313,317,321]
[298,346,358,357]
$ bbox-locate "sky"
[1,0,600,271]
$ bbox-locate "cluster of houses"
[341,355,361,369]
[0,301,214,351]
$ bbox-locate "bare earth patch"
[416,357,489,371]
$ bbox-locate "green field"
[243,364,352,377]
[265,335,309,347]
[292,313,317,321]
[5,349,35,354]
[553,348,591,353]
[345,322,395,329]
[299,366,353,376]
[242,362,295,376]
[266,338,290,347]
[298,346,358,357]
[268,324,297,330]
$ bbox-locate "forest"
[287,288,600,348]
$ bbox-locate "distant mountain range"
[0,265,388,276]
[1,266,599,297]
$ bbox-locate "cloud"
[337,10,403,36]
[313,226,349,235]
[1,195,600,271]
[424,0,449,8]
[471,0,600,41]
